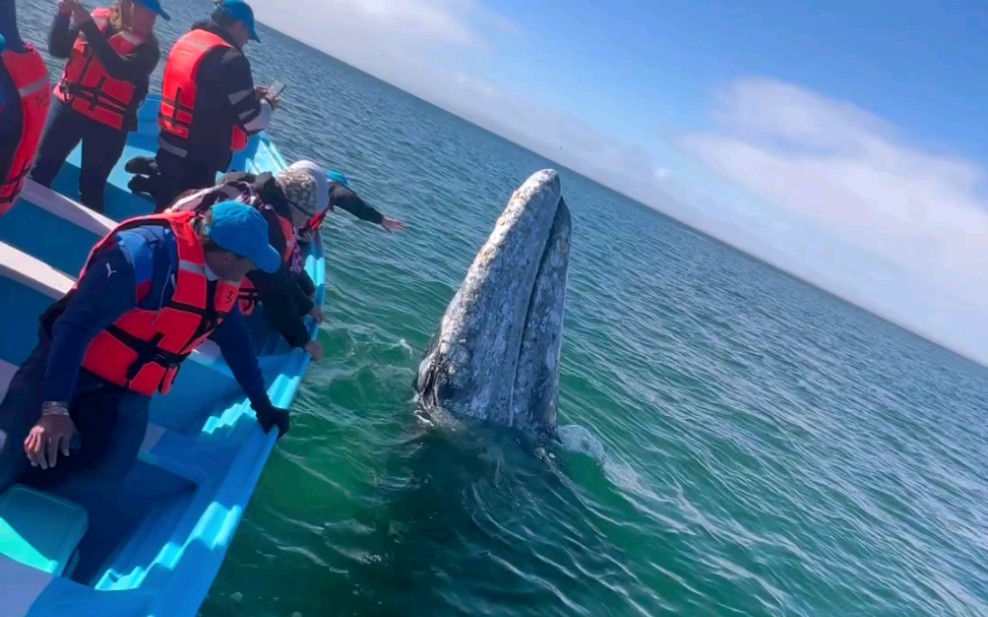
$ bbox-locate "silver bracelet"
[42,402,70,417]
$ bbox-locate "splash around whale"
[414,169,571,440]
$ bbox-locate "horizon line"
[254,19,988,371]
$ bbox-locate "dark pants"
[151,148,223,213]
[0,333,150,493]
[29,102,128,213]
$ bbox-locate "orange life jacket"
[68,211,241,396]
[0,44,51,216]
[54,7,147,130]
[159,28,250,155]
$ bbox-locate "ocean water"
[17,1,988,615]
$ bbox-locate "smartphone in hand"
[267,81,287,100]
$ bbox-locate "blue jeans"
[28,102,128,213]
[0,332,150,493]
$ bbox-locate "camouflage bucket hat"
[276,168,319,215]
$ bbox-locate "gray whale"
[415,169,572,439]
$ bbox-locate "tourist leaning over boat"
[168,165,327,361]
[0,201,291,492]
[289,162,407,247]
[28,0,164,213]
[0,0,51,217]
[130,0,278,212]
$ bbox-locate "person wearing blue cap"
[28,0,166,213]
[0,201,292,492]
[131,0,279,211]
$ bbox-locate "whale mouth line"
[505,195,568,428]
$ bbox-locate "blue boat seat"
[0,484,89,576]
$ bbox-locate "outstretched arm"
[328,184,405,232]
[210,306,291,437]
[329,184,383,225]
[210,306,269,409]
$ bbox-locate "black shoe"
[128,174,156,196]
[124,156,157,176]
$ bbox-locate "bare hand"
[381,217,406,233]
[309,306,323,324]
[24,415,77,470]
[297,227,315,244]
[304,340,324,361]
[68,0,92,24]
[57,0,73,16]
[256,86,281,110]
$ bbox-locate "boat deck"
[0,96,322,616]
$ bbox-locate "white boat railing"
[19,180,115,237]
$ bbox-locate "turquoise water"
[19,1,988,615]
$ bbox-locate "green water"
[20,2,988,615]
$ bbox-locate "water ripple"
[18,2,988,614]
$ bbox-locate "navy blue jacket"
[46,224,271,408]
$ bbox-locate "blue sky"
[253,0,988,365]
[487,0,988,161]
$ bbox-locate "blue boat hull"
[0,95,323,617]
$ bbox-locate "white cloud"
[678,78,988,364]
[249,0,667,208]
[251,0,512,61]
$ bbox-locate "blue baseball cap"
[216,0,260,42]
[326,170,350,187]
[205,201,281,273]
[136,0,171,20]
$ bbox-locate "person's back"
[0,202,290,491]
[149,0,276,210]
[158,20,250,166]
[166,168,327,359]
[0,0,51,216]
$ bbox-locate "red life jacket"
[303,207,328,234]
[54,7,147,130]
[167,179,296,315]
[0,44,51,216]
[159,28,250,156]
[231,125,248,152]
[70,211,241,396]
